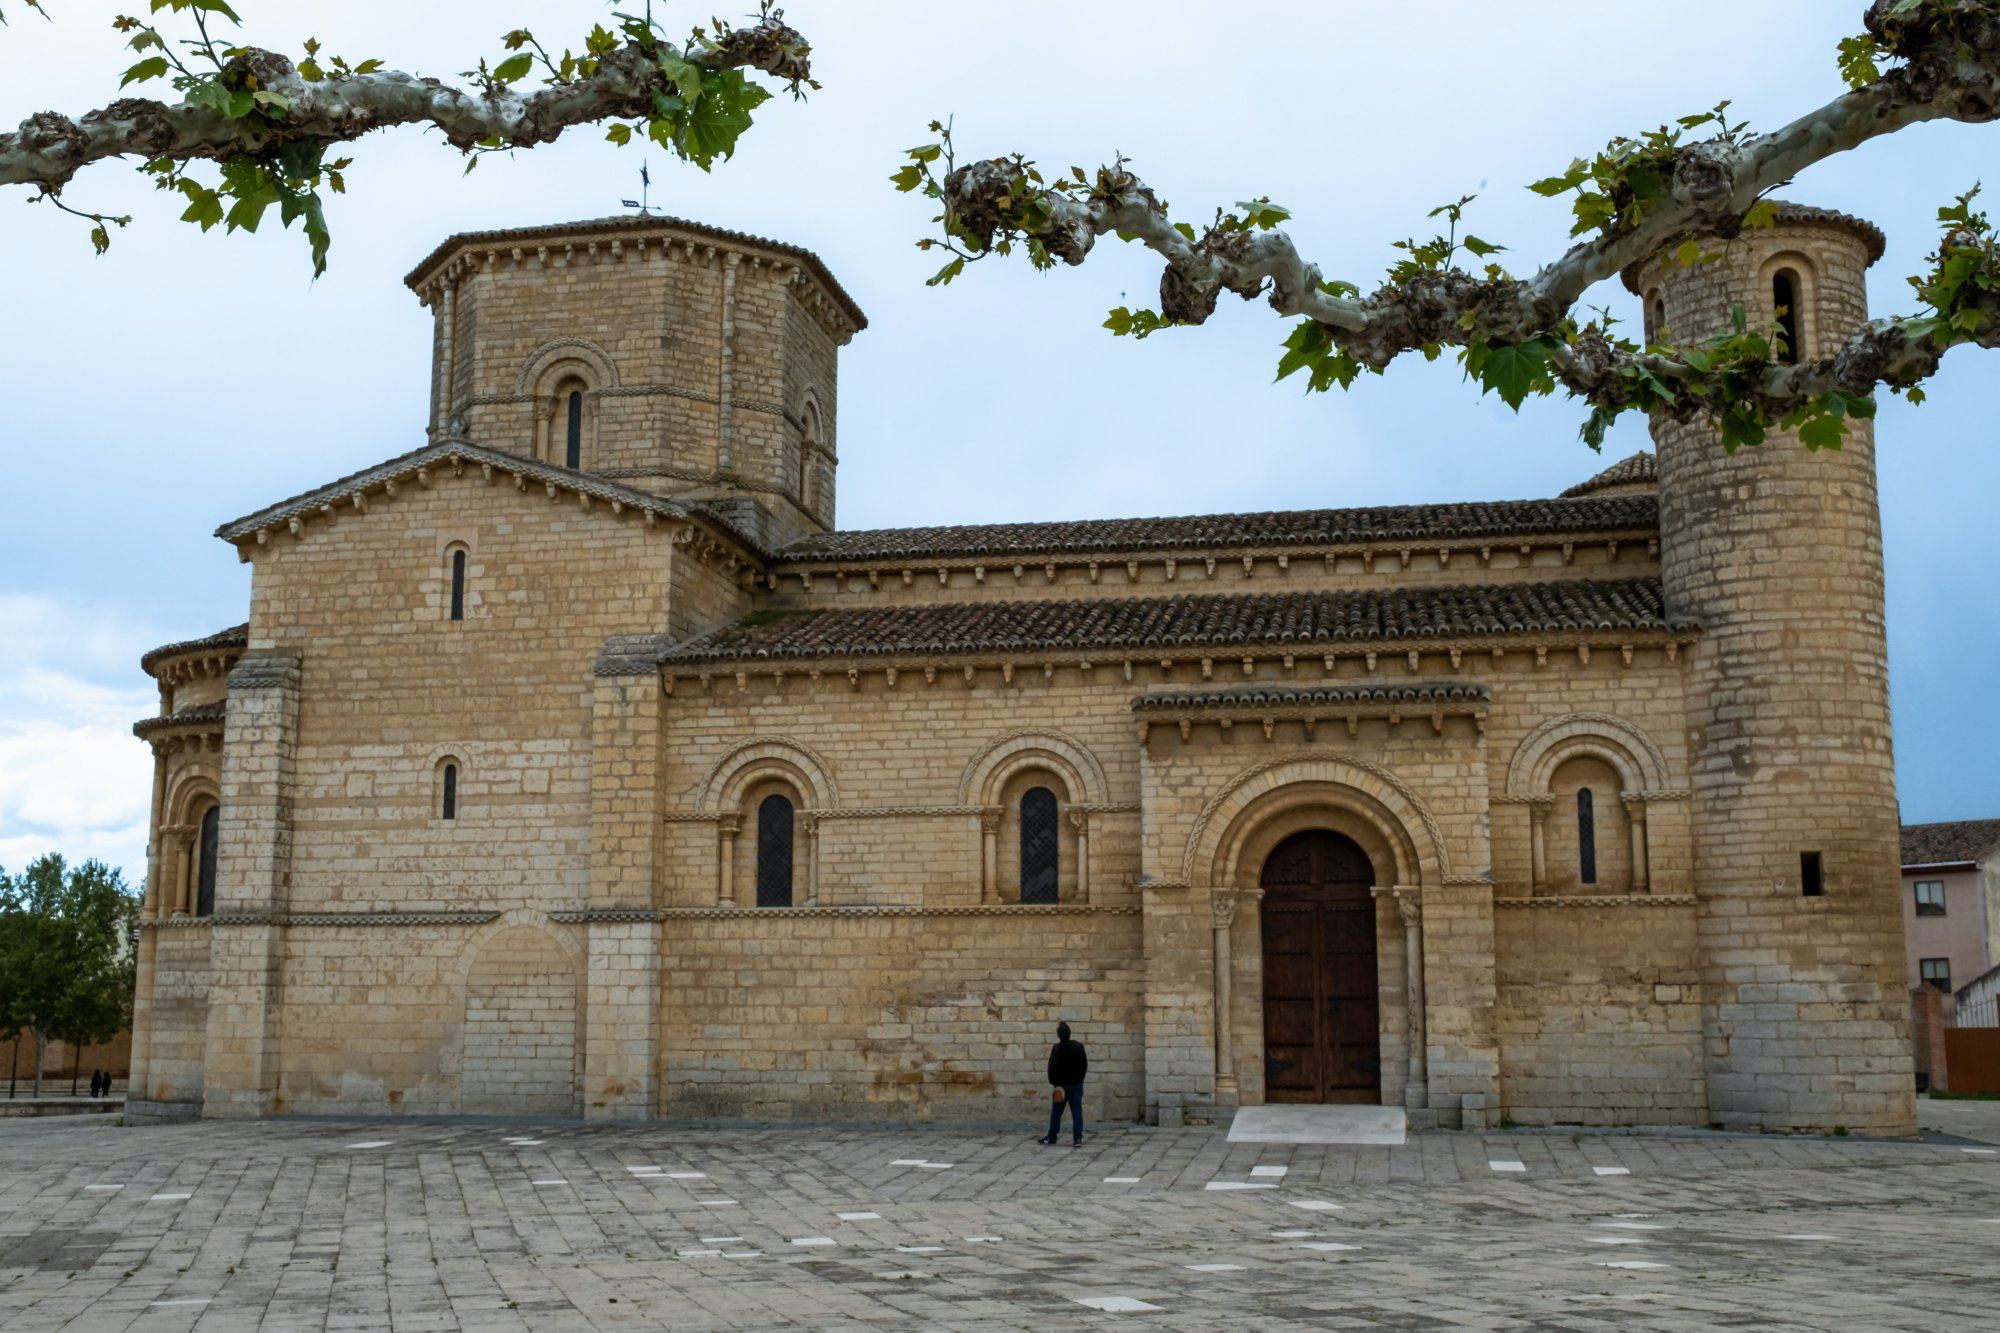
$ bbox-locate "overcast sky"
[1,1,1994,880]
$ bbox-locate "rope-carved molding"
[1494,894,1696,909]
[1180,750,1453,887]
[1504,711,1670,799]
[657,903,1141,919]
[694,735,840,810]
[956,728,1110,806]
[513,337,621,394]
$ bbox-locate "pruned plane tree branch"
[0,1,815,274]
[898,0,2000,450]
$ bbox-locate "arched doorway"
[1260,830,1380,1103]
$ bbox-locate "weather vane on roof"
[621,160,656,216]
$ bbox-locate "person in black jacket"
[1039,1022,1088,1146]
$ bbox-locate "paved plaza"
[1,1104,1996,1330]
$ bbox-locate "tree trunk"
[32,1032,45,1099]
[6,1032,16,1099]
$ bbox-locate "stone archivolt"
[123,209,1915,1137]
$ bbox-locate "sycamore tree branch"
[903,0,2000,450]
[0,18,809,191]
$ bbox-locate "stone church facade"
[128,206,1916,1134]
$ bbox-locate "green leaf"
[493,53,533,84]
[925,256,965,287]
[1797,413,1845,451]
[1742,199,1779,230]
[1236,198,1291,230]
[120,55,169,86]
[1474,339,1552,411]
[890,163,923,192]
[1461,235,1504,257]
[907,143,942,163]
[89,225,110,255]
[605,123,632,146]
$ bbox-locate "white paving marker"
[1599,1260,1669,1271]
[84,1184,123,1192]
[722,1250,762,1259]
[1250,1165,1289,1178]
[346,1141,392,1149]
[1186,1263,1245,1272]
[1779,1233,1840,1241]
[150,1299,212,1308]
[965,1236,1003,1243]
[1205,1181,1276,1191]
[677,1248,723,1258]
[149,1193,192,1202]
[531,1179,567,1187]
[505,1138,544,1146]
[666,1171,706,1179]
[1290,1200,1344,1212]
[1271,1229,1315,1239]
[790,1237,837,1247]
[917,1162,954,1169]
[1299,1242,1359,1252]
[699,1237,743,1244]
[1960,1147,1996,1155]
[1489,1160,1527,1173]
[696,1198,738,1207]
[1073,1296,1162,1313]
[889,1159,927,1166]
[837,1211,882,1221]
[897,1245,946,1254]
[1586,1236,1649,1246]
[1104,1176,1142,1184]
[1598,1221,1666,1231]
[1593,1166,1631,1176]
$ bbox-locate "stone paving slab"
[1,1114,1995,1329]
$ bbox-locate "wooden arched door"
[1260,830,1380,1103]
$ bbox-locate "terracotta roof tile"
[1901,819,2000,867]
[139,624,248,675]
[658,578,1693,667]
[1560,452,1656,498]
[778,495,1656,566]
[401,214,866,330]
[1132,681,1491,712]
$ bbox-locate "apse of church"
[126,210,1916,1135]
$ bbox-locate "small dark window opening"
[195,804,220,917]
[1920,958,1951,992]
[1020,786,1060,904]
[565,390,583,469]
[1646,292,1666,344]
[1576,788,1597,886]
[1773,270,1800,364]
[1914,880,1947,917]
[449,549,466,621]
[756,793,794,907]
[1801,850,1825,897]
[440,763,458,821]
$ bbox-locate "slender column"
[1071,810,1091,903]
[436,280,457,439]
[1395,887,1428,1109]
[1622,795,1651,893]
[1528,800,1551,894]
[171,828,195,916]
[716,815,739,907]
[979,809,1000,903]
[1211,888,1252,1098]
[716,252,739,474]
[802,813,820,906]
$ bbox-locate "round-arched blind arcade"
[1020,786,1060,904]
[756,793,795,907]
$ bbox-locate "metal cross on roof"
[620,160,656,216]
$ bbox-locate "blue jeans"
[1046,1084,1084,1142]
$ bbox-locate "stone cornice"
[654,904,1140,919]
[145,910,503,928]
[1493,894,1697,908]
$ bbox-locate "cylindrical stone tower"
[1629,204,1916,1135]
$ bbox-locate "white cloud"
[0,594,161,880]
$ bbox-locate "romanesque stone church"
[129,204,1916,1135]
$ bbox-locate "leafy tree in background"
[0,856,140,1099]
[0,1,1996,448]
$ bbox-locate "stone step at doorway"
[1227,1104,1408,1146]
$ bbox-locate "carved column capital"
[1620,792,1648,818]
[1068,809,1089,833]
[716,814,741,839]
[979,807,1002,834]
[1210,888,1240,929]
[1527,797,1554,821]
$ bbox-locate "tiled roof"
[139,624,248,675]
[1621,200,1884,291]
[1901,819,2000,867]
[658,578,1693,666]
[777,495,1657,566]
[1132,682,1491,713]
[401,214,867,330]
[1560,452,1656,498]
[132,701,227,739]
[212,440,763,557]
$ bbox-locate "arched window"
[195,803,220,917]
[1020,786,1060,904]
[564,389,583,469]
[1645,290,1665,345]
[756,793,794,907]
[1772,269,1800,364]
[440,762,459,821]
[1576,788,1597,886]
[797,402,820,512]
[449,547,467,622]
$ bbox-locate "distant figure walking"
[88,1071,102,1098]
[1039,1022,1088,1146]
